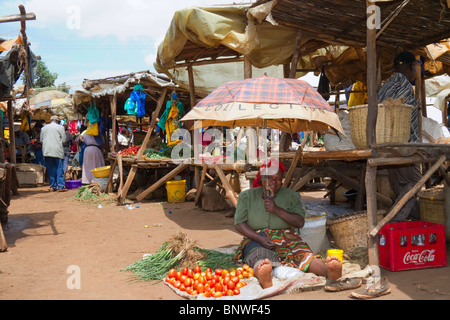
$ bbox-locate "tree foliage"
[34,60,58,88]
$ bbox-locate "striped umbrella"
[182,75,344,134]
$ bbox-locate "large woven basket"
[327,210,385,252]
[418,187,445,225]
[348,103,413,149]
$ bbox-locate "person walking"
[40,116,67,192]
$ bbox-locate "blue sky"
[2,0,251,92]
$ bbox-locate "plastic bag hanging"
[87,101,100,124]
[130,84,146,118]
[318,67,330,101]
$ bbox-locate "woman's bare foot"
[326,256,342,281]
[255,259,273,289]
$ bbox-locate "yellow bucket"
[91,166,111,178]
[327,249,344,264]
[166,180,186,203]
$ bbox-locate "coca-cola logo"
[403,250,436,265]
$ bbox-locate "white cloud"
[15,0,243,40]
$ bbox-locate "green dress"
[234,187,320,271]
[234,187,305,230]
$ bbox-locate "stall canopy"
[155,1,450,95]
[250,0,450,84]
[72,70,190,116]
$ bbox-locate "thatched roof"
[72,70,193,118]
[253,0,449,49]
[155,1,450,93]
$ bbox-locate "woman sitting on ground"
[234,159,342,289]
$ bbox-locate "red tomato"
[226,290,234,296]
[194,266,202,274]
[180,275,187,283]
[184,278,192,287]
[206,268,212,274]
[173,280,181,289]
[176,271,182,280]
[215,282,223,292]
[233,288,240,295]
[197,283,205,294]
[227,280,235,290]
[179,284,186,292]
[187,269,194,278]
[213,291,223,298]
[168,269,177,278]
[215,269,222,276]
[236,281,245,289]
[182,267,188,275]
[205,271,213,281]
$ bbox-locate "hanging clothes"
[130,84,146,118]
[124,84,146,118]
[20,113,31,132]
[347,81,368,108]
[87,102,100,124]
[157,93,183,132]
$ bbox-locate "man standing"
[40,116,67,192]
[378,51,422,222]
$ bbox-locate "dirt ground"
[1,184,449,301]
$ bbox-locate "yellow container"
[327,249,344,264]
[91,166,111,178]
[166,180,186,203]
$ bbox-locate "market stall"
[71,70,203,203]
[249,0,450,267]
[153,1,450,272]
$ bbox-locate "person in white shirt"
[40,116,67,191]
[117,127,130,150]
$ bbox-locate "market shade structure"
[29,90,80,121]
[181,75,344,134]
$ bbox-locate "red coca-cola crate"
[378,221,447,271]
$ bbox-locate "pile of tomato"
[118,145,141,156]
[164,265,254,298]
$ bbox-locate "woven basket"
[418,187,445,225]
[327,210,385,252]
[348,103,413,149]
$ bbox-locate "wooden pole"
[365,0,379,266]
[0,221,7,252]
[194,164,207,207]
[188,66,196,109]
[283,132,310,188]
[105,157,118,193]
[244,56,252,79]
[214,164,238,208]
[7,101,16,164]
[289,30,302,79]
[365,165,379,266]
[292,168,316,192]
[369,155,447,238]
[110,94,117,153]
[366,1,378,148]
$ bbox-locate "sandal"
[350,277,391,299]
[324,278,362,292]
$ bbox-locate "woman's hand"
[258,234,275,250]
[263,198,279,214]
